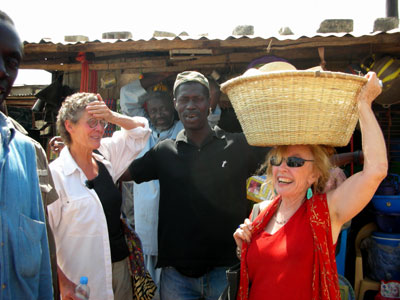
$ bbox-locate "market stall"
[6,19,400,300]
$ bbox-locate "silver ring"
[379,80,383,87]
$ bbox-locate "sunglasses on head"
[87,118,108,129]
[270,156,314,168]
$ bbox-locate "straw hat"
[243,62,297,77]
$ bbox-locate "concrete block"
[153,31,176,38]
[102,31,132,39]
[232,25,254,35]
[279,27,294,35]
[317,19,353,33]
[373,17,399,32]
[64,35,89,42]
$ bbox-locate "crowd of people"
[1,9,388,300]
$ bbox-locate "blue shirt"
[0,112,53,300]
[133,120,184,255]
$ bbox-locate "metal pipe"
[386,0,399,18]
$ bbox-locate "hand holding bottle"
[75,276,90,300]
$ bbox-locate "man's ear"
[173,98,177,111]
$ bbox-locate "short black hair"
[143,91,172,105]
[174,82,210,99]
[143,91,174,112]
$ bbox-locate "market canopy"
[20,30,400,74]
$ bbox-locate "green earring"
[306,187,313,200]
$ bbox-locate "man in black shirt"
[128,71,269,300]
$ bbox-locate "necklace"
[273,197,306,225]
[273,200,288,225]
[273,214,288,225]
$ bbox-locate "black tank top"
[86,160,129,262]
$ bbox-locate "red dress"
[247,200,314,299]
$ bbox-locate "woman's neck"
[68,144,98,180]
[279,193,307,214]
[273,193,307,226]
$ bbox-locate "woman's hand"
[87,94,147,130]
[86,94,115,123]
[233,218,253,251]
[358,72,382,106]
[58,267,80,300]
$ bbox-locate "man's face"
[146,97,175,132]
[0,22,22,106]
[174,82,210,131]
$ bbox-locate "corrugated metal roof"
[19,28,400,74]
[21,28,400,45]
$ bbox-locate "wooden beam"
[19,61,240,73]
[17,45,375,72]
[20,51,268,71]
[6,99,36,106]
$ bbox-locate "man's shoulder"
[7,117,36,149]
[23,134,47,159]
[155,137,177,149]
[11,130,36,152]
[8,117,50,165]
[214,126,247,144]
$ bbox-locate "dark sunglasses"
[270,156,314,168]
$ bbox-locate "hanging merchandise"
[361,54,376,73]
[373,57,400,91]
[76,52,89,92]
[90,70,98,93]
[100,72,117,89]
[152,82,168,92]
[370,55,400,106]
[76,52,98,93]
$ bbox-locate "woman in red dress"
[233,72,387,300]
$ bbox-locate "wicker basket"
[220,70,367,146]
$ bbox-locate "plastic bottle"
[75,276,90,300]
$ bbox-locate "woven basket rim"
[220,70,367,94]
[220,70,367,147]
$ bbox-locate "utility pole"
[386,0,399,18]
